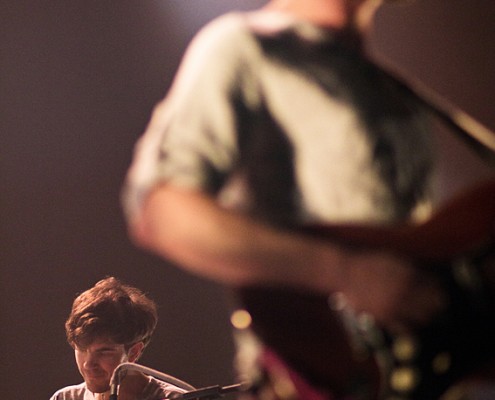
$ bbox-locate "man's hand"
[340,250,448,333]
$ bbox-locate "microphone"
[109,362,196,400]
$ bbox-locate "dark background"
[1,0,494,398]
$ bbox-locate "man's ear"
[127,342,145,362]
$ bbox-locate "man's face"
[74,338,136,393]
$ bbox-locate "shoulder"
[183,9,305,65]
[184,12,258,64]
[191,10,303,51]
[169,12,266,99]
[50,382,87,400]
[195,12,252,43]
[186,9,337,70]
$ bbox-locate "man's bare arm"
[129,184,445,329]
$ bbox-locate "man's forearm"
[130,184,446,329]
[130,184,347,292]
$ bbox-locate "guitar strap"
[371,54,495,162]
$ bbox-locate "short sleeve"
[122,13,261,220]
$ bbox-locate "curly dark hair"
[65,277,158,350]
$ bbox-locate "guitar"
[238,179,495,400]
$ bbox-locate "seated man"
[50,276,187,400]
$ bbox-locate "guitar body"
[238,179,495,399]
[239,286,382,399]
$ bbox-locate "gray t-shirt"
[123,10,435,229]
[50,376,184,400]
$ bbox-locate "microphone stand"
[167,382,247,399]
[109,362,196,400]
[109,362,247,400]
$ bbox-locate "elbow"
[127,212,155,250]
[126,198,180,259]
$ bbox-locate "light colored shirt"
[123,11,435,229]
[50,376,184,400]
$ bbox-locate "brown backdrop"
[1,0,494,398]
